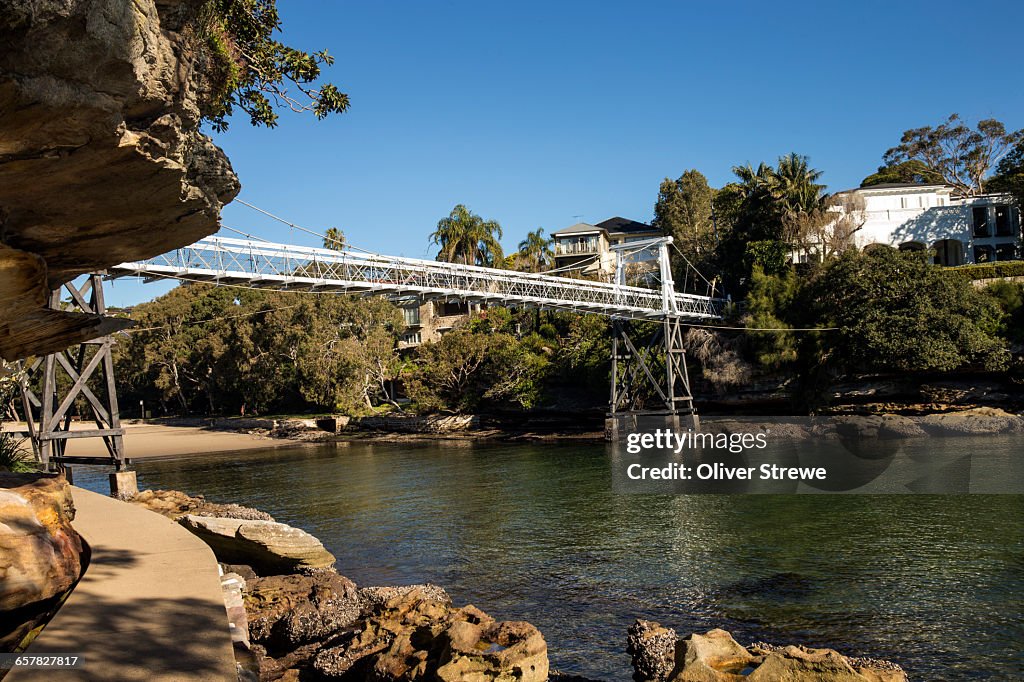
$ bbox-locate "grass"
[0,432,41,473]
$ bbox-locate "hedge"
[948,261,1024,282]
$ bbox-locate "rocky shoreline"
[152,405,1024,448]
[130,488,909,682]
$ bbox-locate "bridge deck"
[109,236,724,321]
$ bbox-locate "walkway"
[9,487,236,681]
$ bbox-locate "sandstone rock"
[627,619,677,681]
[877,416,927,438]
[0,472,82,650]
[178,515,335,575]
[357,583,451,611]
[0,0,239,360]
[436,618,549,682]
[244,572,358,651]
[920,413,1022,436]
[670,628,756,680]
[312,587,549,682]
[745,644,865,681]
[665,630,908,682]
[131,489,273,521]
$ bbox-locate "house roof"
[596,217,657,234]
[552,222,602,236]
[553,217,658,237]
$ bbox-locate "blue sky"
[105,0,1024,306]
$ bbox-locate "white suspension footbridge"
[22,229,725,473]
[107,235,725,321]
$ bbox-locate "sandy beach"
[1,422,298,460]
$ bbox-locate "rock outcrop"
[0,0,239,360]
[311,588,549,682]
[626,619,676,682]
[178,514,336,575]
[0,472,83,650]
[628,626,907,682]
[130,488,273,521]
[245,572,360,651]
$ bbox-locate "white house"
[826,183,1021,265]
[551,217,662,279]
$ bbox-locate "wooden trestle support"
[608,316,699,437]
[19,274,127,471]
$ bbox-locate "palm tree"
[322,227,346,251]
[430,204,504,266]
[516,228,553,272]
[772,152,826,216]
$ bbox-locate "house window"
[995,205,1013,236]
[900,197,908,209]
[402,305,420,326]
[973,244,995,263]
[973,206,990,237]
[995,243,1017,261]
[437,301,469,317]
[401,331,422,345]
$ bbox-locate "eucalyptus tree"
[430,204,504,267]
[882,114,1023,196]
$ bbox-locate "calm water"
[76,441,1023,680]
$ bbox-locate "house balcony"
[554,241,600,256]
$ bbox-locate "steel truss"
[108,236,725,321]
[19,275,126,470]
[609,317,699,430]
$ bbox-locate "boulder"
[664,630,908,682]
[312,587,549,682]
[745,644,867,681]
[244,572,359,651]
[436,618,549,682]
[627,619,677,681]
[178,515,335,575]
[670,628,756,680]
[0,472,83,650]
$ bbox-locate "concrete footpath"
[9,487,237,681]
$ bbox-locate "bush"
[0,433,40,473]
[811,247,1009,372]
[949,261,1024,282]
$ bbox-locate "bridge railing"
[112,236,725,320]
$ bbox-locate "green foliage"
[430,204,504,267]
[881,114,1023,196]
[981,281,1024,345]
[515,228,553,272]
[653,170,716,275]
[860,160,942,187]
[987,138,1024,207]
[811,248,1009,372]
[743,266,799,368]
[322,227,345,251]
[0,433,39,473]
[114,284,402,416]
[949,261,1024,282]
[200,0,350,131]
[744,240,789,276]
[404,329,550,412]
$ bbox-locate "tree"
[430,204,504,266]
[811,247,1008,372]
[987,138,1024,207]
[515,228,553,272]
[881,114,1024,196]
[861,160,942,187]
[653,170,716,262]
[322,227,345,251]
[203,0,350,131]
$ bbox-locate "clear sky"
[105,0,1024,306]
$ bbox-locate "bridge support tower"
[18,274,128,475]
[607,316,699,439]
